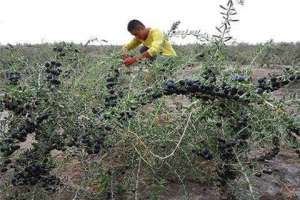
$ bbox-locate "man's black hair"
[127,20,145,32]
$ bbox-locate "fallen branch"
[135,158,141,200]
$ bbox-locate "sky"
[0,0,299,45]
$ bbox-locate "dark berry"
[255,88,264,94]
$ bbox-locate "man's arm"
[134,51,151,61]
[123,38,151,65]
[122,38,142,55]
[123,51,151,66]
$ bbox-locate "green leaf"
[212,35,221,38]
[216,26,222,33]
[227,0,233,7]
[219,5,227,10]
[224,37,232,42]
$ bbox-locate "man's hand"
[122,48,130,59]
[123,56,137,66]
[122,54,130,60]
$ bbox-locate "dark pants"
[139,46,157,62]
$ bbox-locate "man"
[122,19,177,66]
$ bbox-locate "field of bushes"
[0,40,299,199]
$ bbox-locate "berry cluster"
[1,94,49,157]
[163,79,245,101]
[12,163,61,192]
[230,113,251,140]
[78,133,105,154]
[53,45,79,57]
[256,136,280,161]
[5,72,21,85]
[216,138,246,186]
[105,69,121,108]
[0,158,12,173]
[53,46,65,57]
[2,94,39,117]
[44,61,62,86]
[255,72,300,94]
[192,147,213,160]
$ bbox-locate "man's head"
[127,19,148,40]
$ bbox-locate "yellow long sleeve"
[123,38,141,51]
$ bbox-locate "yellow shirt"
[123,28,177,57]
